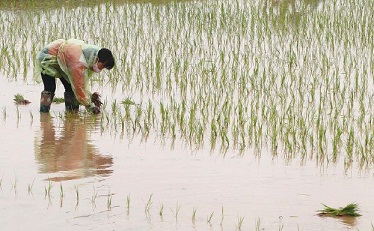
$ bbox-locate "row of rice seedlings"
[128,1,374,168]
[1,0,374,169]
[0,176,366,229]
[1,177,262,228]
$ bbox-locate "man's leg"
[40,73,56,113]
[60,77,80,112]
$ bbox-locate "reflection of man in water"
[35,114,113,181]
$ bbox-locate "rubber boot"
[40,91,54,113]
[64,91,80,112]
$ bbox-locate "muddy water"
[0,79,373,231]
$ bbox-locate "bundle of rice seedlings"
[318,203,361,217]
[13,94,31,104]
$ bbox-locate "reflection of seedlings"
[220,206,224,226]
[145,194,153,215]
[2,107,6,120]
[111,100,119,114]
[59,183,63,207]
[75,185,79,207]
[11,177,18,194]
[318,203,361,217]
[91,187,98,208]
[107,190,112,211]
[29,111,33,122]
[27,179,35,195]
[237,216,245,230]
[16,107,21,120]
[13,94,31,104]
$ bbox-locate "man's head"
[96,48,115,71]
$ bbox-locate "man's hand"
[91,92,103,108]
[91,106,101,115]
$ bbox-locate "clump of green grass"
[52,97,65,103]
[121,97,136,106]
[318,203,361,217]
[13,94,30,104]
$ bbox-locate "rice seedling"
[57,183,63,207]
[107,190,112,211]
[126,194,131,214]
[255,218,262,231]
[192,207,197,223]
[44,179,53,198]
[144,194,153,215]
[27,179,35,195]
[159,203,164,217]
[318,203,361,217]
[171,203,181,222]
[236,216,245,230]
[207,211,214,224]
[121,97,136,106]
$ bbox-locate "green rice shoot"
[52,97,65,103]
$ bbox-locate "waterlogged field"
[1,0,374,230]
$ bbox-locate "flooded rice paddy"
[1,0,374,230]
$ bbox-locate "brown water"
[0,78,373,231]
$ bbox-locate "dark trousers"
[41,73,73,93]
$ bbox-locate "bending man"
[35,39,115,114]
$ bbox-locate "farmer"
[35,39,115,114]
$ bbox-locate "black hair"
[98,48,115,70]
